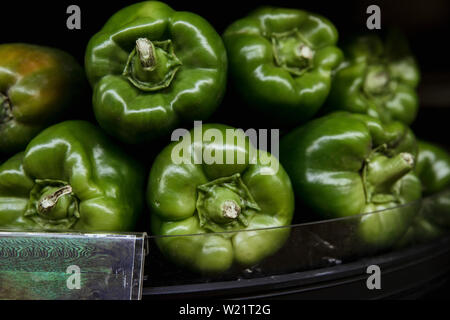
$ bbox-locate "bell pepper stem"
[366,152,414,187]
[196,174,260,233]
[38,185,73,214]
[24,179,80,229]
[298,45,314,60]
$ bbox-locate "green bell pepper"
[326,30,420,125]
[148,124,294,274]
[280,112,422,248]
[0,121,144,232]
[0,43,86,155]
[415,140,450,230]
[85,1,227,144]
[415,140,450,195]
[223,7,343,127]
[398,140,450,245]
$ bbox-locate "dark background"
[1,0,449,145]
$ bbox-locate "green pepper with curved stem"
[413,140,450,231]
[280,112,422,248]
[85,1,227,144]
[0,44,86,155]
[0,121,145,232]
[222,7,343,127]
[398,140,450,245]
[326,30,420,125]
[148,124,294,274]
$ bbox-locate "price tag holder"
[0,230,148,300]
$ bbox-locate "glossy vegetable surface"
[399,140,450,245]
[85,1,227,144]
[0,121,145,232]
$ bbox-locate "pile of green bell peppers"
[0,1,448,275]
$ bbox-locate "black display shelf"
[142,236,450,300]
